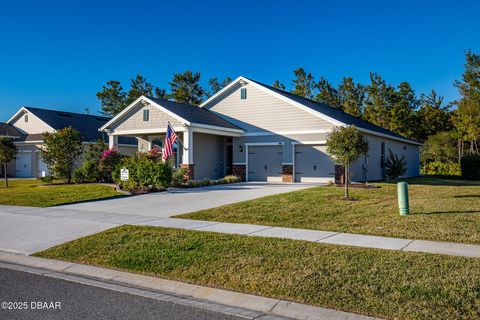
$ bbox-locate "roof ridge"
[245,77,419,144]
[24,106,111,119]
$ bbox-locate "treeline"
[96,50,480,170]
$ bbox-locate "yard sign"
[120,168,129,181]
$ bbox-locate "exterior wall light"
[238,146,243,153]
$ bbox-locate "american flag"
[162,123,177,161]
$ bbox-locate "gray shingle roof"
[246,78,420,144]
[0,123,23,138]
[146,97,242,131]
[23,107,136,145]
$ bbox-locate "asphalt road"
[0,267,243,320]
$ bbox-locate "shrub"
[99,148,123,182]
[385,149,407,180]
[113,154,173,192]
[222,175,241,183]
[460,155,480,180]
[171,167,189,187]
[39,175,54,184]
[182,175,240,188]
[73,160,101,183]
[422,161,461,176]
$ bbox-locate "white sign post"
[120,168,129,181]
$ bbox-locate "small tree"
[0,138,17,187]
[41,127,83,183]
[326,126,369,199]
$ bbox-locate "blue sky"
[1,0,479,120]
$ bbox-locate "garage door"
[294,144,335,182]
[247,145,282,182]
[15,152,32,178]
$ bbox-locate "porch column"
[108,135,118,149]
[181,129,193,164]
[180,128,194,180]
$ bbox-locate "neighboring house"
[3,107,137,178]
[101,76,421,182]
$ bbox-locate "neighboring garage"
[294,144,335,183]
[15,152,32,178]
[247,144,283,182]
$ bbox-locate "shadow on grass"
[453,195,480,198]
[382,176,480,187]
[413,210,480,215]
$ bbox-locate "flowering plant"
[147,146,162,160]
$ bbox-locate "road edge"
[0,251,379,320]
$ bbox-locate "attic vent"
[95,117,106,121]
[58,113,72,117]
[240,88,247,100]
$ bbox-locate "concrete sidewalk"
[134,218,480,258]
[0,251,379,320]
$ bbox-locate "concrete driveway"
[0,183,315,254]
[57,182,313,218]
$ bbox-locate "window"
[24,114,28,122]
[143,109,149,121]
[380,142,385,169]
[240,88,247,99]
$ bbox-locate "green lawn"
[36,225,480,320]
[0,179,126,207]
[178,177,480,244]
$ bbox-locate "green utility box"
[397,182,409,215]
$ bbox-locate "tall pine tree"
[338,77,365,117]
[125,74,154,105]
[453,50,480,155]
[97,80,127,116]
[414,90,452,142]
[272,80,286,90]
[291,68,316,99]
[315,76,341,109]
[169,71,204,105]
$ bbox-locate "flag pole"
[168,121,188,150]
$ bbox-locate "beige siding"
[10,110,52,134]
[111,104,183,131]
[206,82,334,133]
[350,134,420,181]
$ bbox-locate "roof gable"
[101,96,242,132]
[202,76,421,145]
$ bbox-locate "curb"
[0,251,379,320]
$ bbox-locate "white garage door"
[247,145,282,182]
[294,144,335,182]
[15,152,32,178]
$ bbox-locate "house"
[100,76,421,182]
[2,107,137,178]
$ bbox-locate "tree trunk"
[4,162,8,188]
[344,165,349,198]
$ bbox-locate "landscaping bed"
[35,225,480,320]
[177,177,480,244]
[0,179,126,207]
